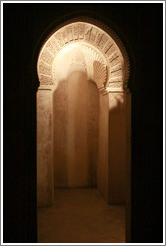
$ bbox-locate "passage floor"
[37,188,125,243]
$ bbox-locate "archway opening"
[37,19,131,243]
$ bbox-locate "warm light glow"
[52,42,107,92]
[58,43,76,55]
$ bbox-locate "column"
[37,87,54,207]
[108,91,130,204]
[97,93,109,200]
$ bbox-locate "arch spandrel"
[37,21,130,93]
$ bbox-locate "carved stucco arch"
[37,18,130,94]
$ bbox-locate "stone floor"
[37,188,125,243]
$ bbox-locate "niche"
[37,19,131,242]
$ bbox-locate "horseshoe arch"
[37,20,130,93]
[36,19,131,215]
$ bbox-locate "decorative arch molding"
[37,18,130,93]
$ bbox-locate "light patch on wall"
[58,43,76,55]
[109,93,125,111]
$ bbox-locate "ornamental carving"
[37,21,130,93]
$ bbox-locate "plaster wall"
[53,71,99,188]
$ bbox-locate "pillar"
[37,86,54,207]
[108,91,131,205]
[125,92,131,242]
[97,93,109,200]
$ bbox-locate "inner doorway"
[37,19,131,243]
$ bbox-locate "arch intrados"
[37,18,130,94]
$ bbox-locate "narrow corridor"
[37,188,125,243]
